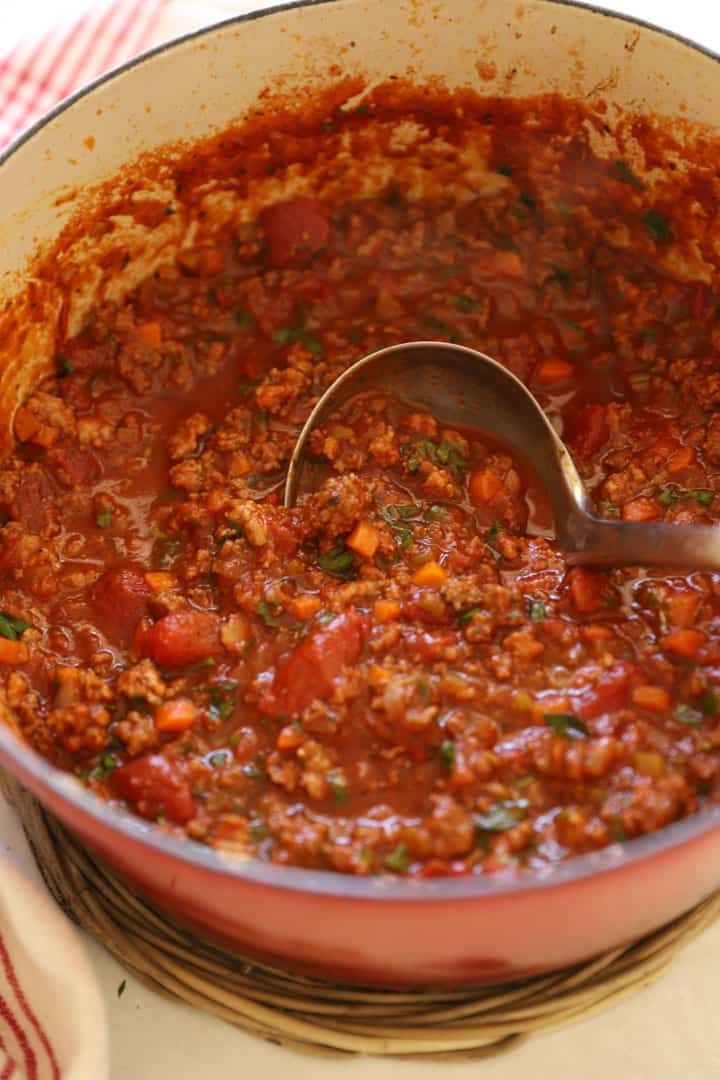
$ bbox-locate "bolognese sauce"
[1,96,719,877]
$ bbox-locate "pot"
[0,0,719,988]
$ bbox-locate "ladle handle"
[566,514,720,571]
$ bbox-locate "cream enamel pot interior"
[1,0,720,987]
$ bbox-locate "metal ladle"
[284,340,720,570]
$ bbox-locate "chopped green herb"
[378,504,415,549]
[257,600,282,627]
[496,164,514,176]
[88,754,118,781]
[117,979,127,998]
[599,501,620,518]
[554,199,574,216]
[656,485,677,508]
[184,657,216,672]
[530,600,546,623]
[435,441,467,473]
[560,317,587,336]
[611,159,644,189]
[272,327,324,355]
[292,718,304,733]
[354,103,370,115]
[0,612,30,641]
[385,843,410,873]
[546,263,571,290]
[151,535,182,569]
[318,546,356,578]
[96,510,112,529]
[453,294,481,313]
[424,504,447,522]
[639,326,657,342]
[57,355,74,377]
[641,209,672,243]
[327,771,349,805]
[209,681,237,722]
[422,313,453,337]
[441,739,455,768]
[545,713,588,740]
[609,817,628,842]
[484,521,502,561]
[209,751,228,768]
[234,310,255,329]
[251,821,269,840]
[516,775,535,790]
[317,611,336,624]
[701,689,718,716]
[415,678,431,705]
[475,798,529,832]
[458,606,481,626]
[690,489,714,507]
[675,704,702,727]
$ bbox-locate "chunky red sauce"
[1,101,720,877]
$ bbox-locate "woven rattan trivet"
[3,773,719,1061]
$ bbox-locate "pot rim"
[1,0,719,903]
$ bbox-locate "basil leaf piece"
[0,612,30,641]
[544,713,588,740]
[475,798,529,832]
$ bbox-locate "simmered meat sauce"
[1,110,720,877]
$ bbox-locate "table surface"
[3,0,720,1076]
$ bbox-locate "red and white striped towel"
[0,848,108,1079]
[0,0,170,150]
[0,0,275,152]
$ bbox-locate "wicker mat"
[3,773,719,1062]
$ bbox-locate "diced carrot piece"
[276,723,303,751]
[374,599,401,623]
[622,497,659,522]
[568,567,605,613]
[13,407,41,443]
[532,695,569,723]
[469,470,502,503]
[633,750,665,777]
[137,321,162,349]
[581,624,614,642]
[0,638,28,665]
[632,685,671,712]
[666,446,695,474]
[145,572,176,593]
[412,560,448,587]
[154,698,197,733]
[661,628,706,659]
[476,251,525,278]
[369,664,390,686]
[534,360,574,385]
[346,521,380,559]
[291,595,322,620]
[666,591,702,628]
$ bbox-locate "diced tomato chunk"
[261,197,330,268]
[48,444,102,487]
[90,567,151,644]
[568,567,606,613]
[267,518,299,556]
[12,465,55,532]
[111,754,194,824]
[144,611,222,668]
[574,661,635,719]
[565,404,610,461]
[262,609,369,717]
